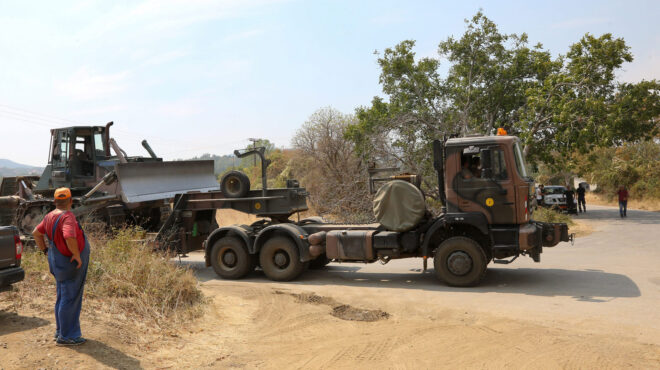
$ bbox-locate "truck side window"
[461,146,482,179]
[489,149,508,180]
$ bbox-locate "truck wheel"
[220,171,250,198]
[308,256,330,269]
[433,236,487,287]
[259,236,305,281]
[210,236,253,279]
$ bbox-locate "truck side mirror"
[480,149,493,179]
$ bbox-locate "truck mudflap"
[536,221,571,247]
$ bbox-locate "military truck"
[0,122,218,237]
[159,132,572,287]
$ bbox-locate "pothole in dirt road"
[274,290,390,322]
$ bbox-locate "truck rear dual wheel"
[210,236,253,279]
[434,236,487,287]
[259,236,306,281]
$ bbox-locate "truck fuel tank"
[326,230,376,261]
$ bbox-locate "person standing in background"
[576,184,586,213]
[617,186,629,218]
[536,184,545,207]
[32,188,90,346]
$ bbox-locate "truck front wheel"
[259,236,306,281]
[434,236,487,287]
[210,236,253,279]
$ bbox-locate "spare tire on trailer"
[373,180,425,232]
[220,171,250,198]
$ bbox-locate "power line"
[0,103,85,126]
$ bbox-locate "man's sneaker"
[56,337,86,346]
[53,331,59,341]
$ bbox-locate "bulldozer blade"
[115,160,219,203]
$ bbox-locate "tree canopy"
[347,11,660,180]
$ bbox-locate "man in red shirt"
[32,187,90,346]
[617,186,629,218]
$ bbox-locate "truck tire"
[210,236,253,279]
[433,236,487,287]
[220,171,250,198]
[259,236,306,281]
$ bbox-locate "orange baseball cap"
[54,187,72,199]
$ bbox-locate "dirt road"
[2,205,660,368]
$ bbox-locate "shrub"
[8,227,205,328]
[532,207,574,226]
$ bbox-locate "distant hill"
[0,159,43,178]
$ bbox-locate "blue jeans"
[619,200,627,217]
[48,240,90,340]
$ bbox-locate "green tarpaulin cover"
[373,180,425,232]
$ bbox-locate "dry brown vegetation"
[586,192,660,212]
[2,227,205,343]
[291,107,374,223]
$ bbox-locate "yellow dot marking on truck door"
[254,202,261,210]
[485,198,494,207]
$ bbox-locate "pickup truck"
[0,225,25,288]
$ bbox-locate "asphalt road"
[180,204,660,345]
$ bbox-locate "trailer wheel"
[433,236,487,287]
[220,171,250,198]
[259,236,306,281]
[210,236,253,279]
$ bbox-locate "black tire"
[308,256,330,269]
[210,236,253,279]
[259,236,306,281]
[220,171,250,198]
[433,236,487,287]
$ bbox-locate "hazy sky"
[1,0,658,166]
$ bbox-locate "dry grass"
[532,207,575,226]
[569,220,594,238]
[532,207,594,237]
[4,227,205,341]
[585,193,660,212]
[215,208,258,226]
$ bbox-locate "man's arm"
[61,213,82,268]
[32,228,47,252]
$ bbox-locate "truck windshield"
[513,141,528,178]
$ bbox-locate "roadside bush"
[532,207,574,226]
[7,227,204,328]
[575,140,660,200]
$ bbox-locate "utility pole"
[248,138,260,167]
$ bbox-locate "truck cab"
[445,135,533,225]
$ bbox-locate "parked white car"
[543,185,567,209]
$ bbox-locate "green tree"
[348,11,659,186]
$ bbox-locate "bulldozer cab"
[48,126,107,189]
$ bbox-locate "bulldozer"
[0,122,219,237]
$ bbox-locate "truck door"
[454,145,515,224]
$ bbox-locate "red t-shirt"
[36,210,85,257]
[617,189,629,202]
